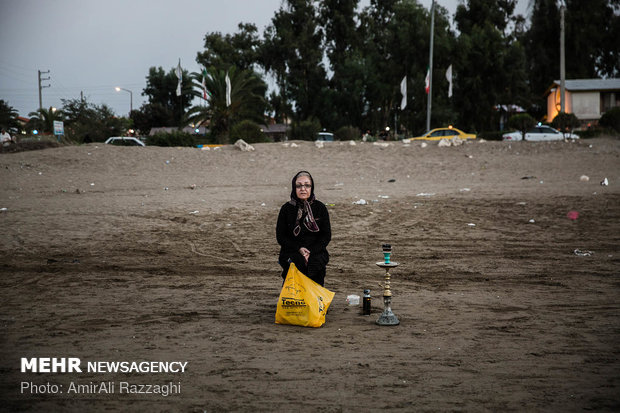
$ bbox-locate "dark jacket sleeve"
[307,202,331,253]
[276,204,301,253]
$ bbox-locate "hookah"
[375,244,400,326]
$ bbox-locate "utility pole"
[38,70,50,112]
[426,0,435,132]
[560,4,566,113]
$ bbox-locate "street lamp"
[115,87,133,115]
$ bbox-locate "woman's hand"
[299,247,310,263]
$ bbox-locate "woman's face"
[295,175,312,201]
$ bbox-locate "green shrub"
[478,131,505,141]
[194,134,218,146]
[362,132,377,142]
[575,127,618,139]
[552,112,580,136]
[0,138,59,153]
[230,120,270,143]
[599,107,620,133]
[210,131,231,145]
[147,131,195,147]
[507,113,536,140]
[335,125,361,141]
[291,118,321,141]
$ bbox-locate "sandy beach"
[1,137,619,412]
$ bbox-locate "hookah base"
[376,308,400,326]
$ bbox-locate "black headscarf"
[288,171,319,236]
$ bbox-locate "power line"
[0,60,37,85]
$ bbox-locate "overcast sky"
[0,0,529,118]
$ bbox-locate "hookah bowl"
[382,243,392,264]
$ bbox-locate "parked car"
[104,136,145,146]
[316,132,334,142]
[502,126,579,141]
[408,127,476,141]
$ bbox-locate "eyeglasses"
[295,183,312,189]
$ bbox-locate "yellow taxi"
[408,126,476,141]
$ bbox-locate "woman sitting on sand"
[276,171,331,286]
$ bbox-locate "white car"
[316,132,334,142]
[502,126,579,141]
[104,136,145,146]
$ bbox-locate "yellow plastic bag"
[275,263,335,328]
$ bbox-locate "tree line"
[2,0,618,143]
[139,0,618,142]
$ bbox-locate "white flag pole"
[446,64,453,98]
[400,76,407,110]
[225,72,231,107]
[176,59,182,97]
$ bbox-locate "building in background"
[545,79,620,126]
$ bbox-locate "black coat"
[276,200,331,258]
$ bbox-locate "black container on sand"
[363,289,371,315]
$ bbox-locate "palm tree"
[27,106,64,134]
[186,66,266,143]
[0,100,20,131]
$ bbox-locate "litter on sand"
[346,295,360,306]
[234,139,255,151]
[574,249,593,257]
[567,211,579,220]
[353,199,368,205]
[438,138,465,147]
[601,177,609,186]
